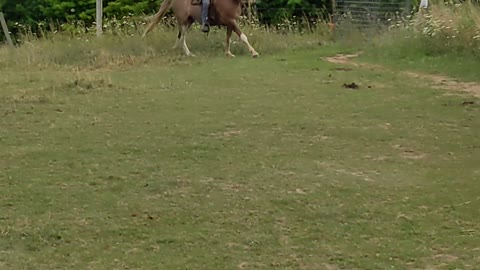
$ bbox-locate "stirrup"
[201,24,210,33]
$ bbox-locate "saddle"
[191,0,216,5]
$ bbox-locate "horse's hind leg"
[225,27,235,57]
[230,23,259,58]
[180,24,195,57]
[173,27,182,49]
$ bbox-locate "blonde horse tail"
[142,0,175,38]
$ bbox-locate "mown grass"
[1,4,480,269]
[1,30,479,269]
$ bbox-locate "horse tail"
[142,0,175,38]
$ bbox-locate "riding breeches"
[201,0,210,24]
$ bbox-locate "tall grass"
[0,15,332,71]
[4,1,478,73]
[370,1,480,58]
[354,1,480,81]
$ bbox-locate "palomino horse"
[142,0,259,58]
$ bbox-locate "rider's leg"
[201,0,210,32]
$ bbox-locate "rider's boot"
[201,0,210,33]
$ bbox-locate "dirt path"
[322,53,480,98]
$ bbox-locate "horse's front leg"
[230,23,258,58]
[173,27,182,49]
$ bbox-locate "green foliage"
[0,0,332,39]
[255,0,330,25]
[104,0,162,17]
[1,0,46,27]
[0,0,163,38]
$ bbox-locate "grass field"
[0,30,479,269]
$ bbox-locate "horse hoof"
[226,52,236,58]
[252,53,259,58]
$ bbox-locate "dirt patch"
[2,93,50,104]
[332,67,353,71]
[402,71,480,98]
[392,144,426,160]
[342,82,359,89]
[210,129,247,139]
[462,101,475,106]
[310,134,329,143]
[323,53,480,98]
[402,151,426,160]
[432,254,458,263]
[323,53,361,65]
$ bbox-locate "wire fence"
[241,2,413,31]
[2,1,416,43]
[244,1,413,28]
[334,0,413,29]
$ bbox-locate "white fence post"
[247,0,252,22]
[96,0,103,36]
[419,0,428,9]
[0,12,14,47]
